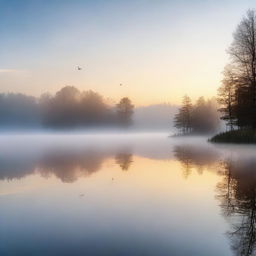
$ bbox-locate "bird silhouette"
[77,66,82,71]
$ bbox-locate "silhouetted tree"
[41,86,81,127]
[218,66,237,130]
[191,97,220,133]
[80,90,110,125]
[116,97,134,127]
[174,96,219,134]
[0,86,134,129]
[40,86,115,128]
[174,95,193,134]
[218,9,256,130]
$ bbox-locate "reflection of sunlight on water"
[0,155,219,197]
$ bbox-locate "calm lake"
[0,132,256,256]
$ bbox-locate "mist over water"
[3,0,256,255]
[0,132,255,255]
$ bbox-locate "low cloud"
[0,69,27,73]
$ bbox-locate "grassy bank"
[210,129,256,144]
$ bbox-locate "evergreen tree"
[174,95,192,134]
[174,96,219,134]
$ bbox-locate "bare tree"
[228,9,256,128]
[218,65,237,130]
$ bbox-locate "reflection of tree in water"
[38,150,105,183]
[115,153,133,171]
[0,148,135,183]
[0,150,107,183]
[0,156,36,180]
[173,145,219,178]
[174,144,256,255]
[216,158,256,256]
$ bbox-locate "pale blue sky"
[0,0,255,105]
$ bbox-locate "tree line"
[174,95,220,134]
[218,9,256,131]
[0,86,134,129]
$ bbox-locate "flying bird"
[77,66,82,71]
[120,83,122,86]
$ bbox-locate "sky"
[0,0,255,105]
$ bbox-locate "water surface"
[0,133,256,256]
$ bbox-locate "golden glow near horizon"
[0,57,225,106]
[0,155,220,198]
[0,1,254,105]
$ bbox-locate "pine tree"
[174,95,193,134]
